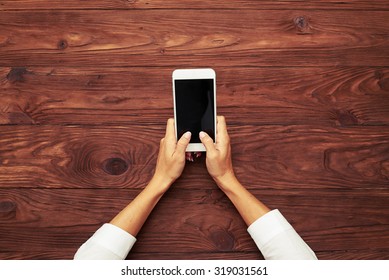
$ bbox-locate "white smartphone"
[172,68,217,152]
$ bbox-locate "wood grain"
[1,0,388,260]
[0,125,388,190]
[1,0,388,10]
[1,67,388,126]
[0,188,388,259]
[0,250,262,260]
[0,10,388,67]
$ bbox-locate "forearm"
[74,175,169,260]
[216,174,317,260]
[215,173,270,226]
[110,175,171,236]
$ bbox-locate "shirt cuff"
[89,223,137,259]
[247,209,293,249]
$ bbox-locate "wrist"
[213,171,240,192]
[148,173,174,196]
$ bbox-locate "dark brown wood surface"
[1,1,389,10]
[1,10,388,67]
[0,1,388,260]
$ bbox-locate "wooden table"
[0,1,388,259]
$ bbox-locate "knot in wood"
[294,16,312,34]
[335,109,359,126]
[102,158,128,175]
[57,39,68,50]
[6,67,28,83]
[0,201,17,219]
[375,70,389,91]
[379,77,389,91]
[209,228,235,251]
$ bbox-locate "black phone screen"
[175,79,215,143]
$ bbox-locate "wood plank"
[129,250,389,260]
[1,67,389,126]
[1,0,388,11]
[0,188,388,259]
[0,10,388,67]
[0,188,254,259]
[2,249,388,260]
[0,125,161,189]
[0,250,261,260]
[0,125,388,190]
[312,250,389,260]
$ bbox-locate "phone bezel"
[172,68,217,152]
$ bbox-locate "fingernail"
[199,131,206,139]
[183,131,191,139]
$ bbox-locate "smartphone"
[172,68,217,152]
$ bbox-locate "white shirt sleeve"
[74,223,136,260]
[247,209,317,260]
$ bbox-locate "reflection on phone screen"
[175,79,215,143]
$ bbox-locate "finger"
[165,118,176,140]
[175,131,191,155]
[164,118,177,153]
[186,152,194,162]
[199,131,217,155]
[216,115,229,145]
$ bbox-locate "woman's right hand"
[199,116,236,186]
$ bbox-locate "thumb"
[199,131,216,155]
[175,131,191,154]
